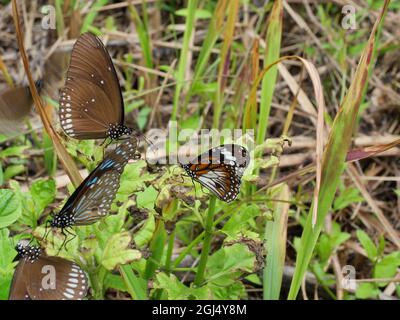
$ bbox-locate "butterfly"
[48,136,140,246]
[180,144,250,202]
[9,242,88,300]
[0,81,43,135]
[59,32,133,141]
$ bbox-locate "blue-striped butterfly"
[48,136,140,246]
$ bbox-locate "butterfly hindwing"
[54,136,139,227]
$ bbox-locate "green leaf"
[356,282,379,299]
[154,273,210,299]
[119,264,147,300]
[0,189,22,228]
[101,232,142,270]
[206,243,255,285]
[136,186,158,210]
[137,107,151,130]
[222,204,260,238]
[116,161,156,204]
[356,230,378,261]
[333,187,364,210]
[0,229,18,300]
[0,145,28,158]
[30,179,56,218]
[4,164,25,180]
[104,273,127,292]
[133,211,155,248]
[374,252,400,286]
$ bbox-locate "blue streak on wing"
[99,159,115,170]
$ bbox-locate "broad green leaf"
[206,243,255,285]
[373,252,400,287]
[0,229,18,300]
[222,204,260,238]
[356,282,379,299]
[0,189,22,228]
[136,186,158,210]
[101,232,141,270]
[30,179,56,219]
[154,273,210,299]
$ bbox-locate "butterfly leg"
[42,220,52,242]
[57,229,68,256]
[64,229,77,252]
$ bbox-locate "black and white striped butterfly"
[180,144,250,202]
[49,136,140,242]
[9,242,88,300]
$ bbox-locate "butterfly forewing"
[26,256,88,300]
[60,32,124,139]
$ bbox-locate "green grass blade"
[129,4,153,69]
[81,0,109,33]
[256,0,283,145]
[213,0,239,129]
[287,0,391,300]
[263,184,290,299]
[183,0,228,112]
[171,0,198,122]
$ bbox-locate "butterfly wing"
[60,32,124,139]
[184,144,250,202]
[8,259,30,300]
[59,137,139,225]
[0,85,33,135]
[26,256,88,300]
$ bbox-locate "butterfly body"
[181,144,250,202]
[9,243,88,300]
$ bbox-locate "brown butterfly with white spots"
[9,242,88,300]
[59,32,133,141]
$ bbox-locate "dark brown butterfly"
[48,136,140,249]
[181,144,250,202]
[9,242,88,300]
[0,81,42,135]
[59,32,133,141]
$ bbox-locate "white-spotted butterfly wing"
[59,32,124,139]
[26,256,88,300]
[55,136,139,227]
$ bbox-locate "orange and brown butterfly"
[180,144,250,202]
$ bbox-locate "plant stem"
[165,228,176,275]
[194,196,216,286]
